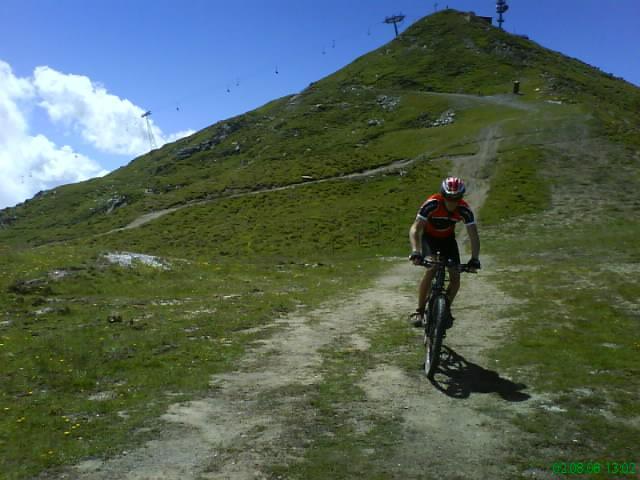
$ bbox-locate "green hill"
[1,9,639,479]
[1,9,638,248]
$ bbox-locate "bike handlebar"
[419,258,477,273]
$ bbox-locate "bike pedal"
[409,312,425,328]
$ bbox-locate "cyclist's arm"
[465,223,480,259]
[409,218,426,253]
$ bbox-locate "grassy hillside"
[1,9,639,479]
[1,10,639,246]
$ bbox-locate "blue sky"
[1,0,638,209]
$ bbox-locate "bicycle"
[419,253,475,379]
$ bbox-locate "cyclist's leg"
[418,267,436,312]
[418,234,438,312]
[447,269,460,305]
[443,237,461,306]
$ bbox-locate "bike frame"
[421,252,471,378]
[422,253,459,332]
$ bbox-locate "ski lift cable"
[144,11,421,118]
[150,30,353,115]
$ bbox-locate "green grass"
[485,226,640,469]
[467,105,640,470]
[0,142,449,478]
[3,100,636,477]
[479,145,551,225]
[68,149,453,262]
[0,245,390,478]
[1,8,640,478]
[479,138,640,469]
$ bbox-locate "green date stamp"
[552,461,637,475]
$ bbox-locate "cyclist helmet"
[440,176,466,199]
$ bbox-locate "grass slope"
[0,8,639,479]
[1,10,639,245]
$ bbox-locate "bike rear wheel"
[424,295,447,379]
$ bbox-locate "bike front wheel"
[424,295,447,379]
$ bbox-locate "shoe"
[444,311,455,329]
[408,310,425,328]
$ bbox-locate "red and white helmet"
[440,176,466,199]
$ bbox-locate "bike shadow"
[429,345,530,401]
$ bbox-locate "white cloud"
[0,60,108,209]
[0,61,35,145]
[0,134,109,209]
[0,60,194,209]
[166,129,197,144]
[33,66,194,156]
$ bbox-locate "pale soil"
[48,126,539,480]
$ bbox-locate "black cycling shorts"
[421,234,461,265]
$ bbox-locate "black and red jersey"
[416,193,475,238]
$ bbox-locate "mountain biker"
[408,176,481,328]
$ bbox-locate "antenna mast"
[141,110,157,150]
[384,14,405,37]
[496,0,509,30]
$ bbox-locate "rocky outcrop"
[428,110,456,127]
[103,252,171,270]
[0,212,17,228]
[367,118,385,127]
[174,120,245,160]
[104,195,128,214]
[377,95,400,111]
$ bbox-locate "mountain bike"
[420,253,474,379]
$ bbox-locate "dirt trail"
[66,255,526,480]
[66,262,412,480]
[57,126,533,479]
[426,91,538,112]
[451,124,499,205]
[113,158,419,233]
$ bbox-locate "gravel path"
[60,253,527,480]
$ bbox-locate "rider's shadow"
[431,346,530,401]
